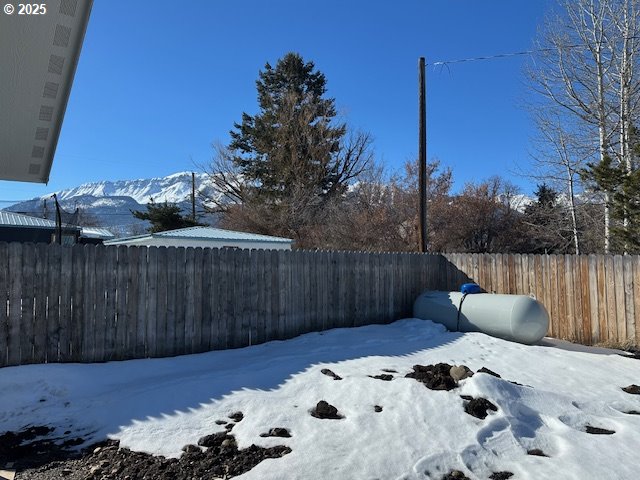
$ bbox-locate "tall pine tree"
[216,52,372,244]
[230,53,351,200]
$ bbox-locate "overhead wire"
[427,36,640,68]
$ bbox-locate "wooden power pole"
[191,172,196,221]
[418,57,427,253]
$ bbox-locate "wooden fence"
[1,244,639,368]
[444,253,640,347]
[0,243,460,367]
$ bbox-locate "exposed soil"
[527,448,549,457]
[320,368,342,380]
[228,411,244,422]
[441,470,470,479]
[622,384,640,395]
[405,363,459,391]
[0,426,83,470]
[462,397,498,420]
[489,472,514,480]
[585,425,615,435]
[477,367,501,378]
[369,374,394,381]
[259,428,291,438]
[12,431,290,480]
[310,400,344,419]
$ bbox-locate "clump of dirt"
[477,367,501,378]
[527,448,549,457]
[310,400,344,419]
[321,368,342,380]
[381,368,397,373]
[462,397,498,419]
[405,363,460,391]
[17,432,291,480]
[229,411,244,422]
[374,405,383,413]
[259,428,291,438]
[585,425,615,435]
[489,472,514,479]
[622,384,640,395]
[441,470,470,479]
[369,374,393,381]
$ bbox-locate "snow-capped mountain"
[5,172,223,236]
[50,172,218,205]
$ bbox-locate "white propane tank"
[413,291,549,345]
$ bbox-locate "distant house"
[104,226,293,250]
[0,210,114,245]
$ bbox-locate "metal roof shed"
[0,209,79,243]
[104,226,293,250]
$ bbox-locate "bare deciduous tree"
[529,0,640,253]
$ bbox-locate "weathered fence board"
[0,243,9,366]
[32,244,48,363]
[2,244,640,368]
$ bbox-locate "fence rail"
[1,244,638,368]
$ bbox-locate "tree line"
[529,0,640,254]
[194,52,608,254]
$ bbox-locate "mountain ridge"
[4,172,221,236]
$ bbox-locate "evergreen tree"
[583,142,640,253]
[522,183,574,253]
[229,52,347,202]
[612,169,640,251]
[132,200,201,233]
[211,52,372,245]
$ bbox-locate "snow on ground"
[1,319,639,480]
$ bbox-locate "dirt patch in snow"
[12,430,291,480]
[320,368,342,380]
[461,396,499,420]
[622,384,640,394]
[441,470,470,479]
[489,472,514,480]
[310,400,344,419]
[405,363,460,391]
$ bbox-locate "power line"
[429,49,541,67]
[428,36,640,67]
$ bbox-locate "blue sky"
[1,0,555,204]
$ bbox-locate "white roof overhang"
[0,0,93,183]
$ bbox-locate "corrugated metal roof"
[0,210,58,228]
[81,227,115,239]
[105,226,292,244]
[154,226,292,243]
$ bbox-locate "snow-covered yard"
[1,319,639,479]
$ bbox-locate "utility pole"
[53,194,62,245]
[191,172,196,222]
[418,57,428,253]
